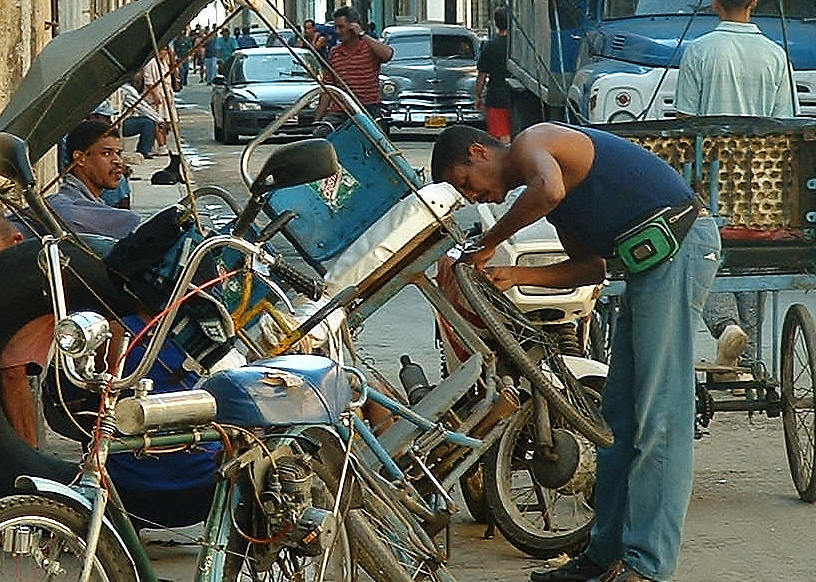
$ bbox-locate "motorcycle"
[0,132,456,582]
[220,88,613,559]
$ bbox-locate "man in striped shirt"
[313,5,393,135]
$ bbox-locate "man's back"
[675,22,795,117]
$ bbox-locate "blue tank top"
[547,125,694,258]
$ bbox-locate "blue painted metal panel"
[265,114,423,264]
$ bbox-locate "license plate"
[424,115,447,128]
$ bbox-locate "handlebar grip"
[269,255,326,301]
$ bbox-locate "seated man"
[49,120,140,238]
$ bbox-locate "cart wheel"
[780,303,816,502]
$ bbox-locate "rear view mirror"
[0,133,35,188]
[250,138,338,195]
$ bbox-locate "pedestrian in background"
[237,26,258,48]
[675,0,798,372]
[313,6,393,134]
[475,5,511,143]
[204,29,218,84]
[173,28,194,87]
[216,27,239,75]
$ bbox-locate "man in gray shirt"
[49,120,140,239]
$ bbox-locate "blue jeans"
[121,116,156,157]
[205,57,218,83]
[703,291,763,360]
[586,217,720,581]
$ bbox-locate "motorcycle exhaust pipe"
[115,382,217,435]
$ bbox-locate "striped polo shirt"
[325,38,383,110]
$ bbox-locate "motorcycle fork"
[532,386,555,450]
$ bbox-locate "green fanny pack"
[614,198,702,274]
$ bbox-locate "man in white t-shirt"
[675,0,797,372]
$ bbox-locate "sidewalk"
[125,151,191,220]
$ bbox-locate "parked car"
[379,23,484,130]
[210,47,320,144]
[266,28,299,47]
[248,28,270,47]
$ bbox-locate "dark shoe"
[530,554,605,582]
[591,561,655,582]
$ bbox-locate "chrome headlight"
[54,312,111,357]
[229,100,262,111]
[381,80,397,98]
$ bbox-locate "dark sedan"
[380,24,484,129]
[210,47,320,144]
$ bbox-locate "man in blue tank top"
[432,124,721,582]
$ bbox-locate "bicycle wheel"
[191,185,242,234]
[780,303,816,503]
[453,263,613,448]
[0,494,136,581]
[459,462,491,524]
[348,467,456,582]
[222,455,353,582]
[484,400,595,558]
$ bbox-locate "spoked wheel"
[348,468,456,582]
[484,400,595,558]
[453,263,613,448]
[191,185,242,234]
[780,303,816,502]
[299,428,456,582]
[0,494,136,581]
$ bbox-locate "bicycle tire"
[191,185,243,235]
[348,469,455,582]
[780,303,816,503]
[0,494,136,582]
[484,401,595,558]
[453,263,613,448]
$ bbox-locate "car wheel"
[223,110,239,145]
[213,117,224,142]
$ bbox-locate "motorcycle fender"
[14,475,141,581]
[561,355,609,380]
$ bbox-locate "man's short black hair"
[494,6,508,31]
[431,125,504,182]
[333,5,361,23]
[66,120,119,158]
[304,18,316,26]
[717,0,755,11]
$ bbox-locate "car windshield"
[389,33,476,60]
[233,53,318,83]
[604,0,815,19]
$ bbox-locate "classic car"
[379,23,484,129]
[210,47,320,143]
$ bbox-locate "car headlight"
[229,101,262,111]
[381,80,397,98]
[307,94,320,109]
[55,312,111,357]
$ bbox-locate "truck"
[507,0,816,127]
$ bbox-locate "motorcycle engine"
[261,455,337,557]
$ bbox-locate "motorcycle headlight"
[54,312,111,357]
